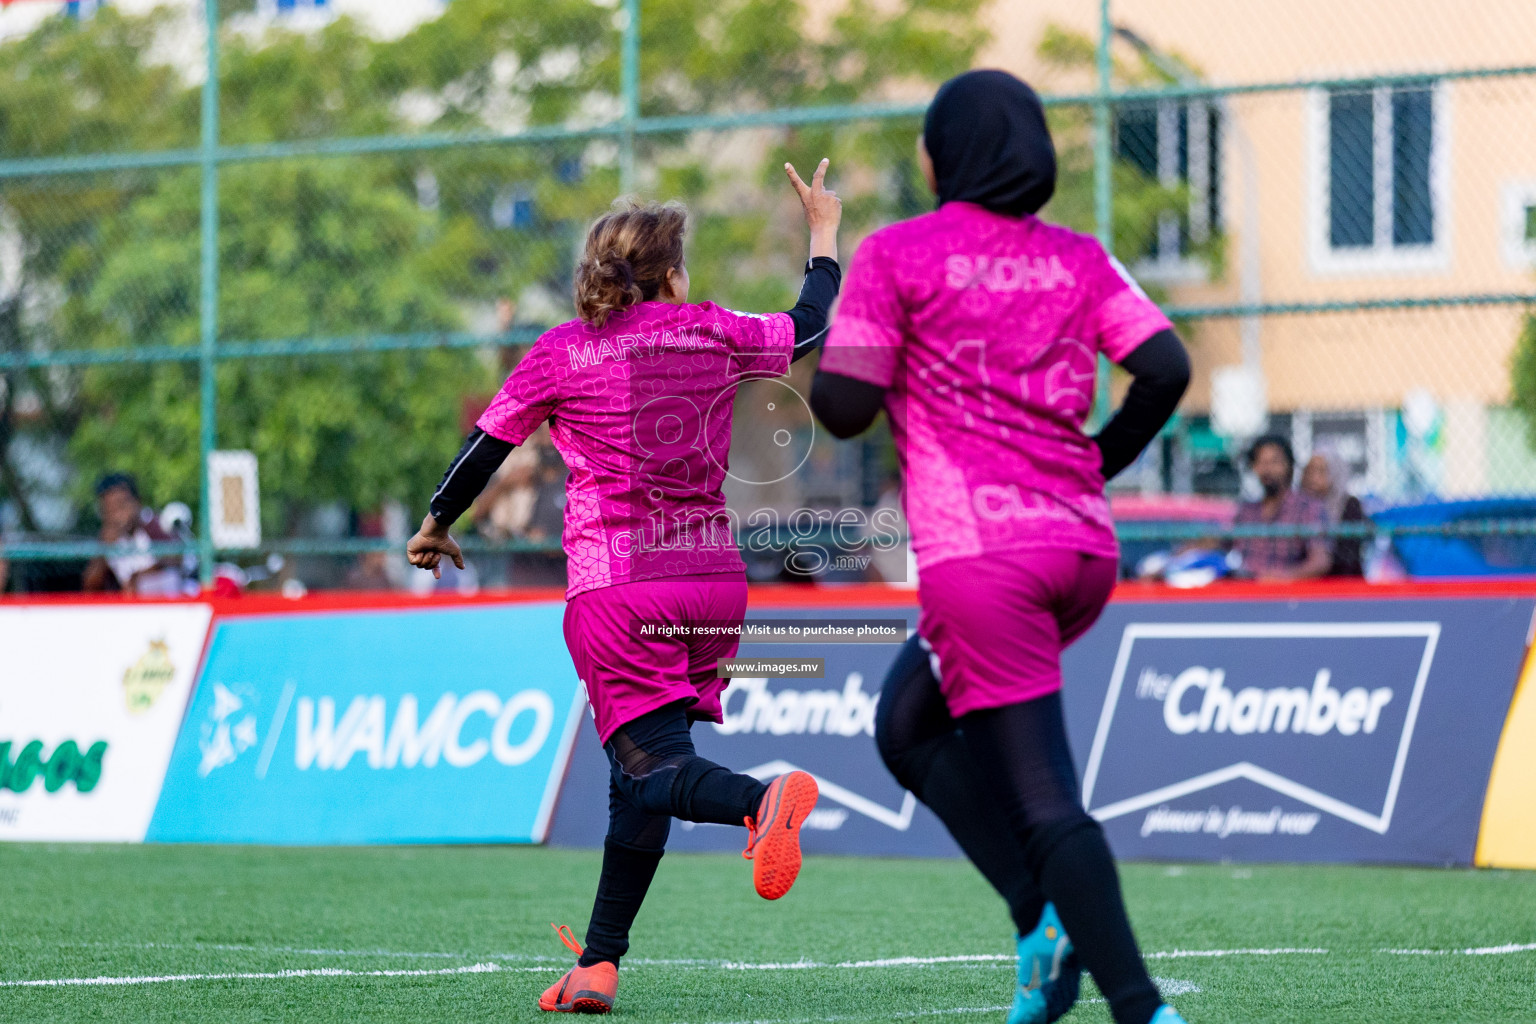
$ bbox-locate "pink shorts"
[917,549,1117,717]
[562,571,749,744]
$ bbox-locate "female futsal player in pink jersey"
[811,71,1193,1024]
[407,162,842,1015]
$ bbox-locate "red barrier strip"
[5,577,1532,617]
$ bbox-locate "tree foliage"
[0,0,985,535]
[1509,315,1536,449]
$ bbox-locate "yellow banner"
[1476,645,1536,869]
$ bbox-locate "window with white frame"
[1114,98,1222,277]
[1502,183,1536,269]
[1310,81,1448,273]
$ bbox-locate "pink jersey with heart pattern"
[477,300,794,598]
[820,202,1172,568]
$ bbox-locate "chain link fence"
[0,0,1533,591]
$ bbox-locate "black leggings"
[876,636,1163,1024]
[579,701,768,967]
[874,637,1048,933]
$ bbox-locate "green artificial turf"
[1,844,1533,1023]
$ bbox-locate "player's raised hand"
[785,158,841,261]
[407,514,465,580]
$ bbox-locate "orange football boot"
[741,770,819,900]
[537,924,617,1015]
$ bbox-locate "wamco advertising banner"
[1067,596,1533,865]
[0,604,211,842]
[148,604,585,844]
[547,606,969,858]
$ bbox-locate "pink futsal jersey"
[478,301,794,598]
[821,201,1172,568]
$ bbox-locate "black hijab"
[922,69,1056,217]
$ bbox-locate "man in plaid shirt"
[1232,435,1331,581]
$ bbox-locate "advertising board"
[549,591,1531,867]
[0,604,211,842]
[1068,597,1533,865]
[1476,648,1536,869]
[148,603,584,844]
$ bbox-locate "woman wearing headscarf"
[809,71,1192,1024]
[1301,448,1367,576]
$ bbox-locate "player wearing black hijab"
[810,70,1192,1024]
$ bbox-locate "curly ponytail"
[574,200,687,328]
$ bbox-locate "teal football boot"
[1005,902,1080,1024]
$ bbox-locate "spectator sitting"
[475,444,540,543]
[82,473,189,596]
[469,441,539,588]
[1301,449,1367,577]
[1231,436,1330,582]
[342,514,396,591]
[511,450,568,587]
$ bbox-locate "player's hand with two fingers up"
[785,157,842,263]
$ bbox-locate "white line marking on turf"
[77,941,568,962]
[1145,947,1329,959]
[73,942,1532,971]
[679,982,1202,1024]
[0,962,539,989]
[681,1006,1013,1024]
[0,961,1207,1016]
[1383,942,1536,956]
[838,954,1013,968]
[65,944,1199,973]
[721,955,1014,971]
[68,941,1536,967]
[74,941,713,965]
[21,940,1534,994]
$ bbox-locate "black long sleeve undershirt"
[810,370,886,439]
[427,259,842,527]
[809,328,1191,480]
[789,256,842,362]
[429,429,514,527]
[1091,328,1190,479]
